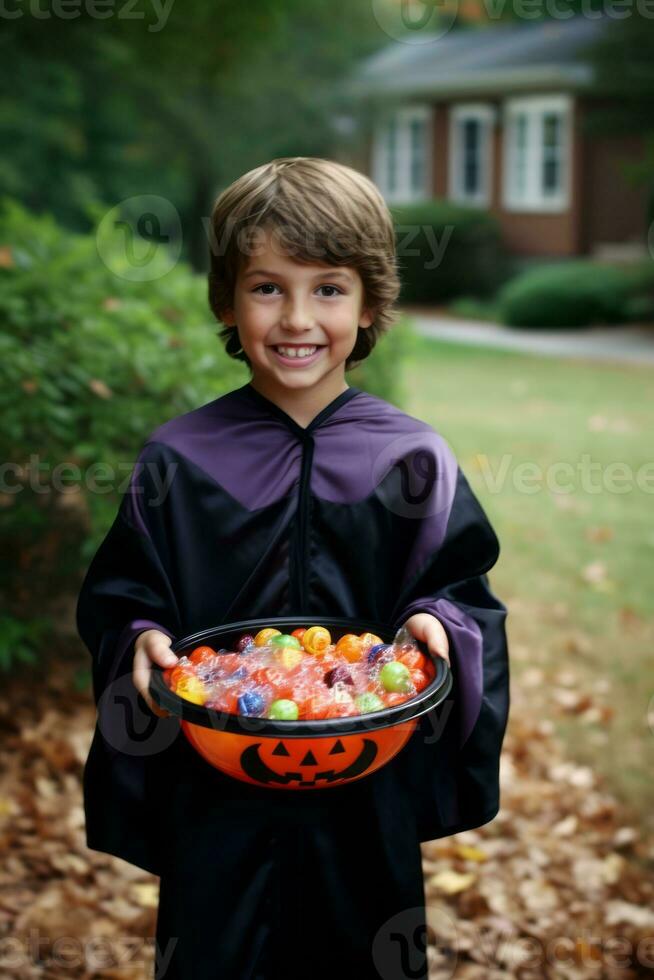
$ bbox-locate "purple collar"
[239,382,363,438]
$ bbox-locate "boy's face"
[220,227,374,402]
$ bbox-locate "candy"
[163,624,441,721]
[301,626,332,656]
[359,632,383,649]
[409,668,428,691]
[324,665,354,688]
[237,690,266,716]
[335,634,364,663]
[254,628,281,647]
[397,648,427,672]
[355,692,385,713]
[268,699,299,720]
[189,645,217,666]
[269,633,302,650]
[367,643,391,664]
[273,647,304,670]
[176,674,209,705]
[379,661,412,693]
[237,634,256,653]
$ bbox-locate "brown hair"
[207,157,401,372]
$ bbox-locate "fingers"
[136,629,178,669]
[133,631,178,719]
[426,619,450,668]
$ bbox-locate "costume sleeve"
[387,439,510,838]
[76,442,181,708]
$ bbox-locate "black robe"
[76,380,510,980]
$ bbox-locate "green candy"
[269,634,301,649]
[355,692,385,714]
[379,661,412,693]
[268,698,299,720]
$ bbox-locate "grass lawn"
[400,332,654,831]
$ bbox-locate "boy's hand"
[133,629,179,719]
[403,613,451,668]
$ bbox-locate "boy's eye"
[252,283,343,297]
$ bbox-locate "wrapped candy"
[164,623,437,721]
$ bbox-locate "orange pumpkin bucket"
[149,616,452,790]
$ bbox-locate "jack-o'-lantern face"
[240,736,378,787]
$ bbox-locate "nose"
[280,293,315,332]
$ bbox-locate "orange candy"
[409,668,428,691]
[208,690,239,713]
[188,645,216,666]
[323,699,358,718]
[250,665,295,700]
[397,648,427,672]
[359,632,383,649]
[335,634,364,663]
[385,692,412,707]
[169,663,194,688]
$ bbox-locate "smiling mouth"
[269,344,326,359]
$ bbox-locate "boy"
[76,157,510,980]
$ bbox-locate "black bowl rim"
[149,616,453,738]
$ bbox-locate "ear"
[359,306,375,329]
[220,307,236,326]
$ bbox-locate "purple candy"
[324,665,354,688]
[367,643,391,664]
[237,634,256,653]
[238,690,265,716]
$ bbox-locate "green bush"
[0,197,409,653]
[390,199,511,304]
[496,259,654,328]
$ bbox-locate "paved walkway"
[404,309,654,366]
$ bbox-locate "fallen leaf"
[429,870,477,894]
[131,882,159,908]
[585,525,614,543]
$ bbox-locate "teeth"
[275,346,318,358]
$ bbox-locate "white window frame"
[502,94,572,212]
[372,104,433,204]
[448,103,495,207]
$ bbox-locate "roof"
[345,15,613,100]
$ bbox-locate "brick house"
[342,15,649,259]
